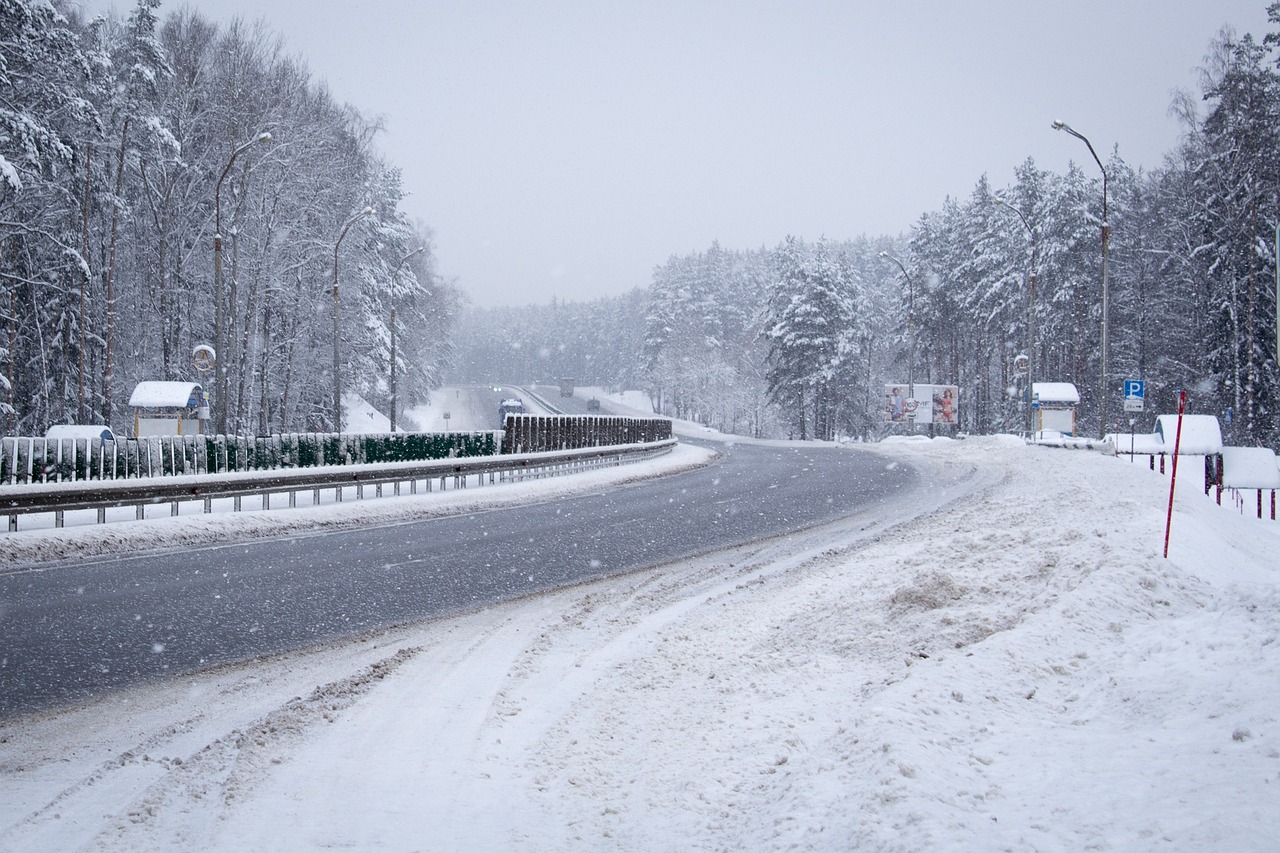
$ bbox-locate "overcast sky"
[82,0,1273,307]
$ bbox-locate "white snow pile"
[3,435,1278,852]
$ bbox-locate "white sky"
[80,0,1274,307]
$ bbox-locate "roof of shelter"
[1153,414,1222,455]
[128,381,204,409]
[1032,382,1079,404]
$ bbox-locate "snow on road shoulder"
[3,437,1278,852]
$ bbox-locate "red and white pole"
[1163,389,1187,558]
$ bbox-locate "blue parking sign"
[1123,379,1145,412]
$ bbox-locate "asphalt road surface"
[0,440,917,718]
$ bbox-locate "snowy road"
[1,439,913,717]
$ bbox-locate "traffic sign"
[1123,378,1145,412]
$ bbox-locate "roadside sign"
[192,344,215,374]
[1123,378,1145,412]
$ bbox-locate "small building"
[128,381,209,437]
[1032,381,1079,437]
[1153,414,1223,456]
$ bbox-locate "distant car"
[586,398,601,411]
[498,398,526,420]
[45,424,117,443]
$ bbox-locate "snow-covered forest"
[457,13,1280,447]
[1,0,459,436]
[4,1,1279,447]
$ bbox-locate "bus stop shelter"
[1032,382,1079,437]
[128,381,209,437]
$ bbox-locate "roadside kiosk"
[1032,382,1080,437]
[128,381,209,437]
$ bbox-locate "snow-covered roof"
[1221,446,1280,489]
[1032,382,1079,404]
[128,381,204,409]
[1153,414,1222,455]
[45,424,116,441]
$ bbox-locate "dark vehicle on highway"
[498,398,526,420]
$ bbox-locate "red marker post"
[1163,389,1187,558]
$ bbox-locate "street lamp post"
[332,206,375,433]
[994,196,1038,439]
[213,131,271,436]
[880,251,917,429]
[1052,119,1109,438]
[388,246,425,433]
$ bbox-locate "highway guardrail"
[1,439,677,532]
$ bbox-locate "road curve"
[0,440,917,718]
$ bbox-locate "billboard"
[885,384,959,425]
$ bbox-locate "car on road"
[498,398,526,420]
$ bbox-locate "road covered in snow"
[3,431,1279,851]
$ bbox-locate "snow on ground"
[3,435,1279,851]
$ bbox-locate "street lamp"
[388,245,425,433]
[879,250,917,427]
[1052,119,1110,438]
[332,206,375,433]
[994,196,1038,439]
[213,130,271,436]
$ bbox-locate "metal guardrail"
[1,439,677,532]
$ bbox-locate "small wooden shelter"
[128,381,209,437]
[1032,382,1080,437]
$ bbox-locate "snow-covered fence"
[0,439,678,532]
[1213,447,1280,520]
[1109,414,1224,492]
[1111,417,1280,521]
[0,431,498,486]
[500,414,672,454]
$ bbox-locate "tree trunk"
[104,117,130,427]
[78,142,93,423]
